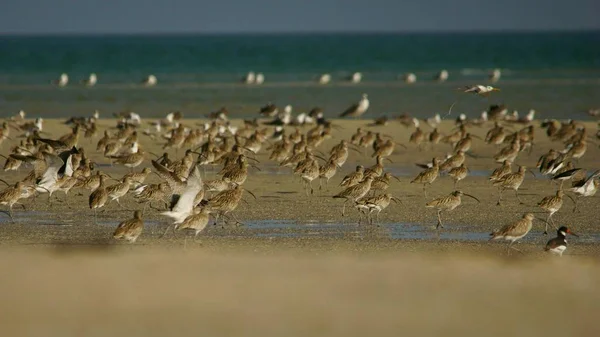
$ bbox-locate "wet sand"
[1,118,599,335]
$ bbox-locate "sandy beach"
[0,117,599,336]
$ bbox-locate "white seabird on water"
[403,73,417,84]
[340,93,369,118]
[489,68,501,83]
[255,73,265,84]
[243,71,256,84]
[143,75,157,86]
[463,85,500,95]
[435,70,449,82]
[318,73,331,84]
[83,73,97,87]
[52,73,69,87]
[349,72,362,83]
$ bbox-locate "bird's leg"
[341,200,347,217]
[160,223,173,238]
[423,184,428,198]
[229,212,244,227]
[376,210,381,224]
[453,180,458,189]
[544,213,551,235]
[559,180,564,190]
[436,209,443,229]
[515,189,524,204]
[549,214,557,230]
[93,208,97,224]
[496,188,503,206]
[510,242,524,254]
[310,181,314,196]
[8,205,14,223]
[573,196,580,213]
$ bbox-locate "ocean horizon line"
[1,29,599,38]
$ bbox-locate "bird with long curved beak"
[426,190,480,229]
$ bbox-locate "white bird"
[161,167,203,235]
[463,85,500,95]
[435,70,449,82]
[426,114,442,128]
[403,73,417,84]
[340,93,369,118]
[318,73,331,84]
[255,73,265,84]
[35,152,65,199]
[83,73,97,87]
[143,75,157,86]
[489,69,501,83]
[124,112,142,126]
[53,73,69,87]
[243,71,256,84]
[350,72,362,83]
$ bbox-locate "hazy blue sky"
[2,0,599,34]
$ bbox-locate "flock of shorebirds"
[50,68,502,87]
[0,85,597,257]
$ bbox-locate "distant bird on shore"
[242,71,256,84]
[142,75,157,87]
[463,85,500,95]
[318,73,331,84]
[82,73,97,87]
[489,68,502,83]
[259,102,279,118]
[545,226,578,256]
[402,73,417,84]
[435,70,449,82]
[255,73,265,84]
[340,94,369,118]
[349,72,362,83]
[52,73,69,87]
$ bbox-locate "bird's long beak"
[464,193,481,203]
[245,156,260,163]
[243,188,257,200]
[391,197,403,205]
[384,158,394,164]
[528,169,537,178]
[391,175,401,183]
[493,88,501,91]
[567,229,579,237]
[315,155,328,162]
[349,146,362,154]
[250,163,262,171]
[565,194,576,205]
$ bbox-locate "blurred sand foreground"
[0,248,599,337]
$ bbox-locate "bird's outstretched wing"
[552,168,582,180]
[151,159,186,193]
[37,152,64,189]
[171,167,202,214]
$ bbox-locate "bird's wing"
[38,152,64,188]
[463,86,477,93]
[172,167,202,214]
[340,103,359,117]
[151,159,185,191]
[552,168,582,180]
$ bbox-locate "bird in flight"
[462,85,500,96]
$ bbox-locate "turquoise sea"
[0,32,599,119]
